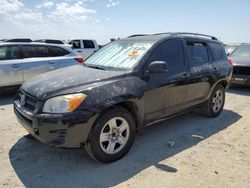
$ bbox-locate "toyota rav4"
[14,33,232,163]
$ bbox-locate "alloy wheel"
[99,117,130,154]
[212,90,224,113]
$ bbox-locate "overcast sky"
[0,0,250,44]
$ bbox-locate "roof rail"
[153,32,173,36]
[127,34,148,38]
[5,38,32,42]
[168,32,218,40]
[128,32,218,41]
[34,39,64,44]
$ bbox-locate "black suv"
[14,33,232,163]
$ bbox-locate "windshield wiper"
[85,65,106,70]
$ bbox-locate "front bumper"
[231,74,250,86]
[14,99,97,148]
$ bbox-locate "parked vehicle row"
[68,39,99,59]
[13,32,232,162]
[1,38,99,59]
[0,42,83,92]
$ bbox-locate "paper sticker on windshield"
[128,50,139,58]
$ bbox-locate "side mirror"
[148,61,168,73]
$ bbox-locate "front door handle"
[49,61,57,64]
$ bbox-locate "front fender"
[82,76,147,134]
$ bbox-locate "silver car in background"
[225,43,241,56]
[0,42,84,92]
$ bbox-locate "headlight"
[43,93,87,113]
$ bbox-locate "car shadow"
[227,86,250,96]
[0,92,16,106]
[9,109,241,188]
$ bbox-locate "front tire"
[202,84,225,118]
[85,107,136,163]
[24,134,34,139]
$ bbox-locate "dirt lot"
[0,87,249,188]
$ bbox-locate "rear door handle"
[11,64,20,68]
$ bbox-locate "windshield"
[84,40,154,71]
[230,45,250,58]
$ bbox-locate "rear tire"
[202,84,225,118]
[85,107,136,163]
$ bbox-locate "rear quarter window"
[49,47,70,57]
[209,42,227,61]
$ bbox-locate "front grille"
[17,90,37,112]
[233,66,250,76]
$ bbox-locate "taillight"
[227,58,233,66]
[75,57,84,63]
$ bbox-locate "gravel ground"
[0,87,249,188]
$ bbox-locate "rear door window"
[0,46,18,61]
[23,45,49,58]
[209,42,227,61]
[186,41,209,66]
[49,47,69,57]
[83,40,95,49]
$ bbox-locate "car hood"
[230,56,250,66]
[21,65,127,100]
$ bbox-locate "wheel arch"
[95,100,143,135]
[207,79,228,99]
[217,80,228,89]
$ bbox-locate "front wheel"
[202,84,225,118]
[85,107,135,163]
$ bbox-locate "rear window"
[49,47,69,57]
[83,40,95,49]
[23,45,49,58]
[0,46,18,60]
[69,40,81,49]
[231,45,250,58]
[187,41,209,65]
[209,42,227,61]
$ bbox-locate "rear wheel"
[202,84,225,118]
[85,107,135,163]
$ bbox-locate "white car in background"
[68,39,99,59]
[0,41,84,92]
